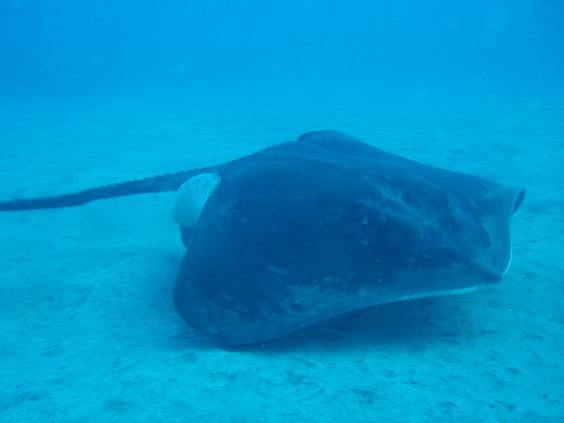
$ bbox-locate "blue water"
[1,1,563,421]
[2,1,563,96]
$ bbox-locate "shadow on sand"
[167,295,477,353]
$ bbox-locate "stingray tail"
[0,166,218,212]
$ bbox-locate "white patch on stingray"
[503,239,512,276]
[174,173,221,228]
[394,285,483,303]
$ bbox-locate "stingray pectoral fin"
[500,187,526,276]
[174,173,221,246]
[512,188,526,214]
[476,184,526,278]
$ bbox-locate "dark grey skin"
[0,131,525,346]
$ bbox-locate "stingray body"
[0,131,525,346]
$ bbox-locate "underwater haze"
[1,0,564,422]
[1,0,563,96]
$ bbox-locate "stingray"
[0,130,525,346]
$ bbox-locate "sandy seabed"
[0,88,563,422]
